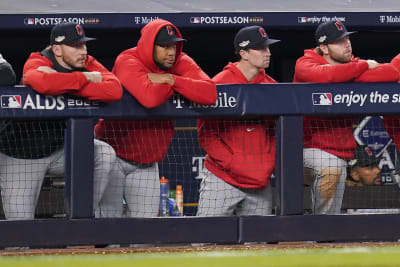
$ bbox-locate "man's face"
[153,43,177,70]
[53,42,87,69]
[322,36,352,64]
[241,46,271,69]
[352,164,381,186]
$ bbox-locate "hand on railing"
[366,59,379,69]
[83,71,103,83]
[37,66,57,73]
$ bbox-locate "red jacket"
[294,49,399,159]
[23,52,122,102]
[95,19,217,163]
[198,62,276,189]
[382,53,400,152]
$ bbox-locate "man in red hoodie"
[0,23,123,220]
[294,20,399,214]
[95,19,217,217]
[382,55,400,155]
[197,26,279,216]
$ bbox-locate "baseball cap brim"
[67,36,96,44]
[155,37,186,46]
[246,38,280,49]
[328,31,356,44]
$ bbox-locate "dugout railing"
[0,83,400,248]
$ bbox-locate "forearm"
[172,75,217,105]
[23,70,88,94]
[295,60,369,83]
[79,79,123,103]
[355,63,399,82]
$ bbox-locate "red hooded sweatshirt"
[294,49,399,159]
[95,19,217,163]
[382,53,400,152]
[198,62,276,189]
[23,52,122,102]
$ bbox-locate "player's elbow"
[23,80,52,95]
[197,83,218,105]
[107,86,124,102]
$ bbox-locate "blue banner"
[2,83,400,118]
[2,12,400,30]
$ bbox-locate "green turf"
[2,246,400,267]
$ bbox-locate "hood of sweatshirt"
[136,19,184,72]
[219,62,269,84]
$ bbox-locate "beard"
[328,47,352,64]
[62,55,86,70]
[154,59,174,71]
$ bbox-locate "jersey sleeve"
[294,57,369,83]
[113,54,174,108]
[391,53,400,78]
[22,55,89,94]
[171,54,217,105]
[355,63,399,82]
[77,57,123,103]
[198,118,233,163]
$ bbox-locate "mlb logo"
[1,95,22,108]
[24,18,34,25]
[298,17,307,23]
[190,17,201,24]
[312,93,332,105]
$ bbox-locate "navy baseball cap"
[155,25,186,45]
[315,20,355,45]
[234,26,280,52]
[348,145,379,168]
[50,23,95,45]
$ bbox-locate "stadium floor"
[1,241,400,256]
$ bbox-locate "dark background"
[2,27,400,84]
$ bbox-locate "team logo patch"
[55,35,65,43]
[239,40,250,47]
[1,95,22,108]
[335,21,344,31]
[258,27,267,38]
[76,24,84,36]
[166,25,174,35]
[312,93,332,105]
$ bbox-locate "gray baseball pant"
[0,139,116,220]
[197,169,273,216]
[97,157,160,218]
[303,148,347,214]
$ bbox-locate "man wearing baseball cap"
[197,26,280,216]
[0,23,123,220]
[294,20,398,214]
[346,145,381,187]
[95,19,216,218]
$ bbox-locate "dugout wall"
[0,83,400,247]
[1,1,400,247]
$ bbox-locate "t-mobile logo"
[192,156,205,179]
